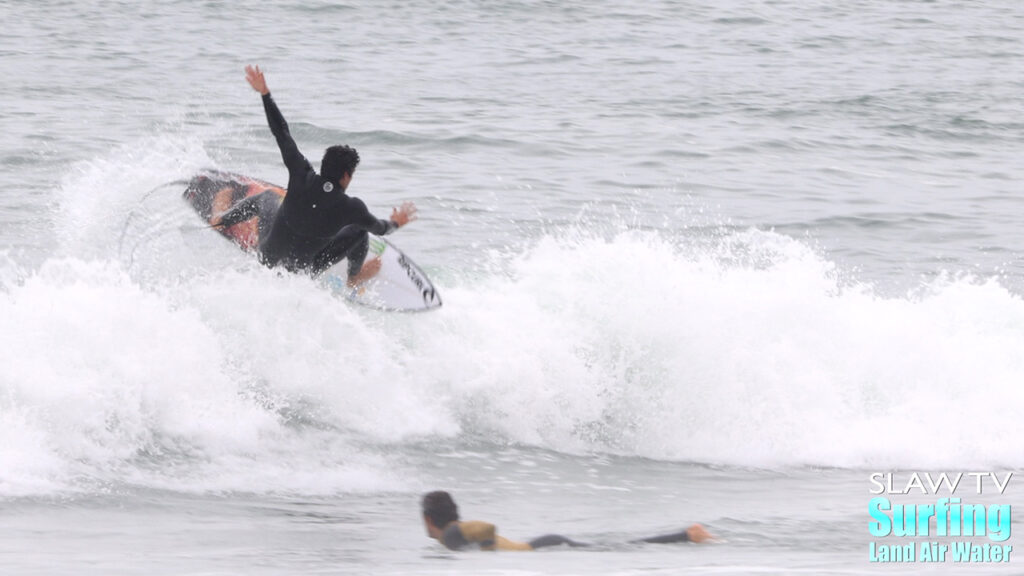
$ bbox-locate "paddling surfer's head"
[321,145,360,191]
[422,490,460,538]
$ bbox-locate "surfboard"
[183,170,442,312]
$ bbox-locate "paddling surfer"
[421,491,715,551]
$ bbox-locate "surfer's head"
[321,145,360,190]
[422,491,460,538]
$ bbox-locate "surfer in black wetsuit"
[214,65,417,282]
[421,491,714,551]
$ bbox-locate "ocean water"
[2,1,1024,574]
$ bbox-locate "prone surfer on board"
[213,65,417,285]
[421,491,714,551]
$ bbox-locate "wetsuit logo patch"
[322,181,334,193]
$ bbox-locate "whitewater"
[2,1,1024,574]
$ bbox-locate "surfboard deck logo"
[183,170,442,312]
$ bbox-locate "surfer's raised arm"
[245,64,309,175]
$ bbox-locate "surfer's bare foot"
[685,524,714,543]
[347,257,382,287]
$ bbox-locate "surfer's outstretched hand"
[685,524,715,543]
[391,201,418,228]
[245,64,269,95]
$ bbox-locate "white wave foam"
[6,132,1024,497]
[0,258,408,496]
[400,228,1024,469]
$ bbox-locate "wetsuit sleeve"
[350,197,399,236]
[215,190,277,229]
[261,93,312,175]
[633,529,691,544]
[368,218,398,236]
[526,534,585,549]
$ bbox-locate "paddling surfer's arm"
[245,64,310,175]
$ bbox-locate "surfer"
[213,64,417,283]
[421,491,714,551]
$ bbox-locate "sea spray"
[0,258,405,496]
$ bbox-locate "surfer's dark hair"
[321,145,360,184]
[422,491,460,527]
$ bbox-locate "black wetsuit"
[236,92,397,276]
